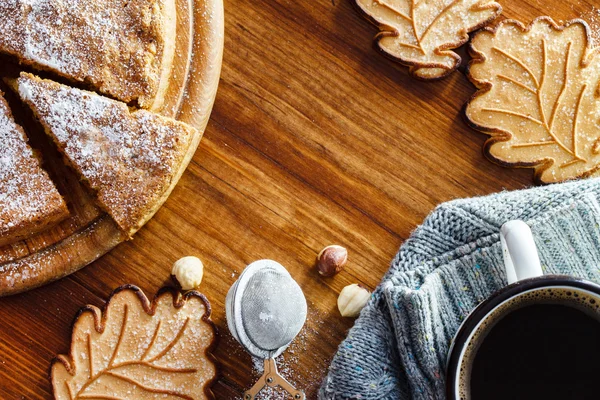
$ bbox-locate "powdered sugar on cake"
[0,0,173,107]
[17,74,195,235]
[0,94,67,240]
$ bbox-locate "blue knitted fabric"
[319,179,600,399]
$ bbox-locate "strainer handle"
[243,358,305,400]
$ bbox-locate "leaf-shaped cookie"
[355,0,501,79]
[51,285,218,400]
[466,17,600,183]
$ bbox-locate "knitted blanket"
[319,179,600,399]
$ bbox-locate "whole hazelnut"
[337,284,371,317]
[171,256,204,290]
[316,245,348,277]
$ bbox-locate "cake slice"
[15,73,196,237]
[0,91,68,246]
[0,0,176,110]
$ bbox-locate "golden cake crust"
[0,91,69,247]
[16,73,196,237]
[0,0,176,110]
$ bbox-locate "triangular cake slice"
[0,91,68,246]
[0,0,176,110]
[16,73,196,237]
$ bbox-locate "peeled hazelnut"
[337,284,371,317]
[316,245,347,277]
[171,256,204,290]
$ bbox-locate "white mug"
[445,220,600,399]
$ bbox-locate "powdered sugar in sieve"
[226,260,307,399]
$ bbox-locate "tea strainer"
[226,259,307,399]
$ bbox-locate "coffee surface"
[470,303,600,399]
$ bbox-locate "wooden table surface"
[1,0,598,398]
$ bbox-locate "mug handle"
[500,220,543,284]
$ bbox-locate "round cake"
[0,0,224,295]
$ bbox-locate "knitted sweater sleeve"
[319,294,410,399]
[319,179,600,399]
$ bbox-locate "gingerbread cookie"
[51,285,218,400]
[466,17,600,183]
[355,0,501,79]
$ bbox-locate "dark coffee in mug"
[458,287,600,400]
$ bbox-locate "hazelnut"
[171,256,204,290]
[337,284,370,317]
[316,245,347,277]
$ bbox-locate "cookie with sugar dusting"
[0,91,68,247]
[355,0,502,79]
[0,0,176,110]
[51,285,218,400]
[14,72,196,237]
[466,17,600,183]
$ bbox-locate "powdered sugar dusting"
[49,288,217,398]
[0,0,171,106]
[0,93,66,240]
[236,304,329,399]
[580,7,600,46]
[18,74,195,234]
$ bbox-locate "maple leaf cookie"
[355,0,502,79]
[466,17,600,183]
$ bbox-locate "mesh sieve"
[226,260,307,359]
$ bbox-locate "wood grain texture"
[0,0,598,398]
[0,0,224,296]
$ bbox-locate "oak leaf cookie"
[355,0,501,79]
[51,285,218,400]
[465,17,600,183]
